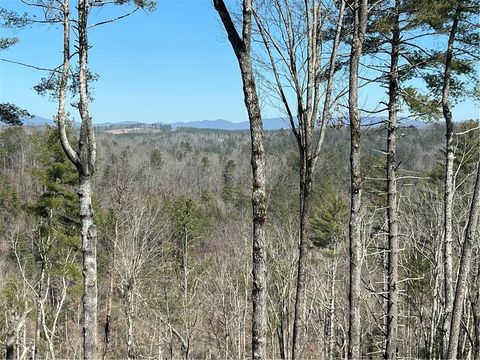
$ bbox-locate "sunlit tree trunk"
[447,161,480,359]
[385,1,400,358]
[103,219,116,359]
[33,261,46,360]
[348,0,368,358]
[442,5,460,355]
[56,1,98,358]
[474,262,480,360]
[213,1,267,358]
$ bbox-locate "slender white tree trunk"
[55,1,98,358]
[33,262,46,360]
[442,6,461,355]
[447,161,480,359]
[79,175,98,359]
[126,282,135,360]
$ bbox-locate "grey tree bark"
[56,0,98,358]
[213,1,267,359]
[474,261,480,360]
[385,1,400,358]
[33,260,46,360]
[347,0,368,358]
[126,281,135,360]
[78,0,98,356]
[442,5,461,355]
[103,220,116,360]
[447,160,480,359]
[327,258,338,360]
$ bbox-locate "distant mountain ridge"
[20,116,428,130]
[167,118,292,130]
[23,115,55,126]
[21,117,293,130]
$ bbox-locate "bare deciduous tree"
[252,1,346,357]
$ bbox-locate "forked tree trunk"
[254,2,345,356]
[447,161,480,359]
[347,1,368,358]
[213,1,267,359]
[442,5,460,356]
[385,1,400,358]
[56,0,98,358]
[78,0,98,357]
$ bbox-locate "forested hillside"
[0,122,478,359]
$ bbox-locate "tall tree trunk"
[313,0,346,165]
[126,282,135,360]
[328,259,338,360]
[292,3,345,356]
[103,220,117,360]
[56,0,98,357]
[447,161,480,359]
[213,1,267,359]
[182,226,190,360]
[385,1,400,358]
[78,0,98,358]
[33,261,46,360]
[474,261,480,360]
[243,50,267,360]
[347,1,368,358]
[292,152,313,359]
[34,266,44,358]
[57,0,78,166]
[442,5,460,356]
[56,0,97,358]
[277,319,286,360]
[79,174,98,359]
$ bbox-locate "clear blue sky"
[0,0,478,124]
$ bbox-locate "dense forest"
[0,0,479,359]
[1,122,479,359]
